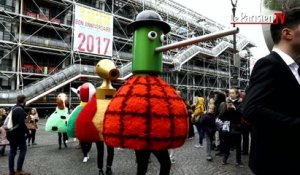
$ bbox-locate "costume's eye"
[160,34,167,43]
[148,31,157,40]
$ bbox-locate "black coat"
[243,51,300,175]
[219,108,243,134]
[200,113,216,135]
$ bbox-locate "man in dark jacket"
[7,95,30,175]
[243,8,300,175]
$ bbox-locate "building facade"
[0,0,254,108]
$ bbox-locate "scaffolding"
[0,0,254,107]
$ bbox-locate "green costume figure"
[45,93,69,149]
[45,107,68,133]
[66,105,82,137]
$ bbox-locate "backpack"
[3,107,22,131]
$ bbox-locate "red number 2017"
[78,33,85,52]
[77,33,110,55]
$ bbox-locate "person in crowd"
[7,95,31,175]
[220,89,243,166]
[206,93,217,150]
[191,96,206,148]
[228,89,241,106]
[213,91,226,155]
[207,93,216,111]
[243,8,300,175]
[0,121,9,156]
[0,108,9,156]
[26,108,39,146]
[0,108,6,121]
[186,99,194,139]
[199,105,216,161]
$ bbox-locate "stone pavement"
[0,119,253,175]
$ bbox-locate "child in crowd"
[199,105,216,161]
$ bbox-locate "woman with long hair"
[26,108,39,146]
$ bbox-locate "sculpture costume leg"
[58,133,68,149]
[58,133,62,149]
[135,149,171,175]
[96,141,114,173]
[80,141,92,157]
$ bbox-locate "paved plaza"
[0,119,253,175]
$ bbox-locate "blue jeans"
[195,123,204,145]
[8,139,27,172]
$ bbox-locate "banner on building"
[73,5,113,56]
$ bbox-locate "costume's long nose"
[155,27,239,52]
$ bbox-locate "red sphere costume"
[103,76,188,151]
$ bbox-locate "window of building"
[26,1,39,13]
[1,79,9,89]
[39,7,49,16]
[0,0,5,5]
[5,0,12,6]
[79,0,96,7]
[0,22,4,40]
[0,50,12,71]
[0,50,3,61]
[51,7,62,19]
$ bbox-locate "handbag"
[215,118,223,130]
[222,121,231,132]
[26,121,36,130]
[3,107,22,131]
[26,117,37,130]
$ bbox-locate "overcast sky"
[173,0,270,59]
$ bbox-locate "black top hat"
[127,10,171,34]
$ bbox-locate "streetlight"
[231,0,238,51]
[230,0,238,88]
